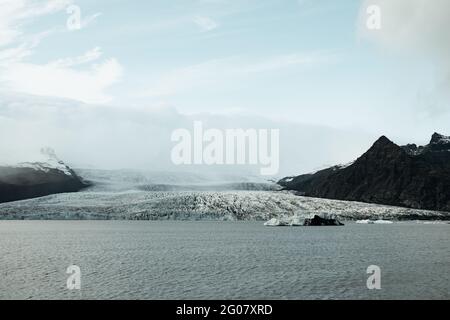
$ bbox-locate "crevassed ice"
[0,190,446,221]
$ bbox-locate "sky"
[0,0,449,176]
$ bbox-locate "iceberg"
[263,214,305,227]
[356,220,375,224]
[356,219,393,224]
[373,220,394,224]
[303,214,344,226]
[264,218,289,227]
[264,213,344,227]
[420,221,449,225]
[289,215,304,226]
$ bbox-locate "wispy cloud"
[1,54,123,104]
[0,0,72,46]
[79,12,102,29]
[143,51,336,97]
[0,0,121,104]
[48,47,103,68]
[0,91,373,175]
[358,0,450,113]
[193,15,219,32]
[240,53,333,73]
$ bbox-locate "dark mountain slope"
[279,133,450,212]
[0,149,89,204]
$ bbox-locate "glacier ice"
[373,220,394,224]
[0,188,447,221]
[0,168,448,221]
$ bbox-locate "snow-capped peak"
[430,132,450,145]
[16,147,73,176]
[335,161,355,170]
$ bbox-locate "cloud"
[48,47,103,68]
[358,0,450,99]
[358,0,450,54]
[0,0,72,46]
[80,12,102,29]
[240,53,334,73]
[144,51,335,97]
[0,1,122,104]
[1,52,123,104]
[0,92,374,176]
[0,43,33,65]
[193,15,219,32]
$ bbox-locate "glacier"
[0,188,447,221]
[0,168,448,221]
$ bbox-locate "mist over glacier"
[0,92,375,177]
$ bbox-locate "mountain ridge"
[0,148,89,204]
[279,133,450,212]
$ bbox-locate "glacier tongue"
[0,189,446,221]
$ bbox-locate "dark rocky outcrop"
[264,213,344,226]
[0,152,89,204]
[303,215,344,226]
[279,133,450,212]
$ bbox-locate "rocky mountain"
[279,133,450,212]
[0,148,89,203]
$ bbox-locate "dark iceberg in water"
[264,213,344,226]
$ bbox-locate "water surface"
[0,221,448,299]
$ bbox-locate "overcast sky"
[0,0,449,176]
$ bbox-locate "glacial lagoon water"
[0,221,448,300]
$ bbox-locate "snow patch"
[336,161,355,170]
[15,147,73,176]
[432,134,450,144]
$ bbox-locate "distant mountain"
[0,148,89,203]
[279,133,450,212]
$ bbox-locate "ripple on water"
[0,221,449,300]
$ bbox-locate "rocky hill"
[0,148,89,203]
[279,133,450,212]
